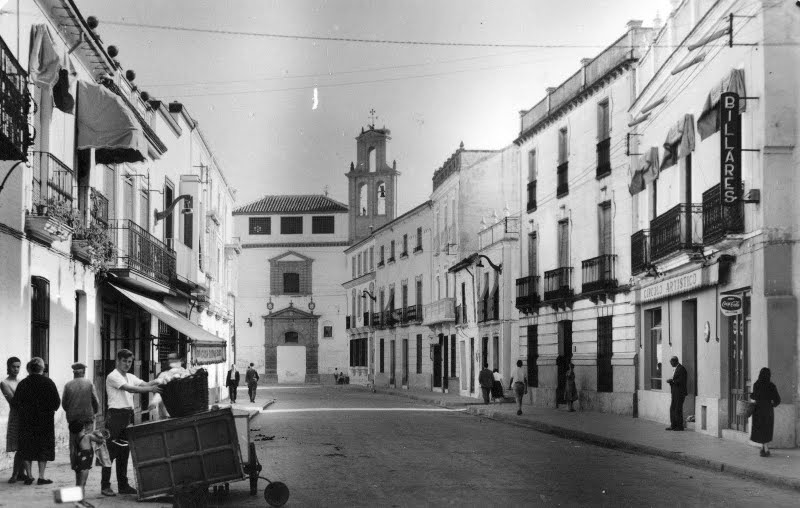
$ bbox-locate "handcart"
[127,407,289,508]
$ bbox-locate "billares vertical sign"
[720,91,741,206]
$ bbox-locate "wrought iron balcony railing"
[31,151,74,207]
[596,138,611,178]
[581,254,617,293]
[650,204,703,261]
[0,35,32,161]
[702,183,744,245]
[543,267,573,301]
[402,305,420,324]
[515,275,540,311]
[110,219,176,286]
[631,229,650,275]
[557,162,569,197]
[527,180,537,212]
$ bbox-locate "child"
[72,426,108,488]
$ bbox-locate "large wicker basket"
[735,398,755,418]
[161,368,209,418]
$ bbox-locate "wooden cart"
[127,407,288,507]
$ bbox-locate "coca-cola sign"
[719,295,743,316]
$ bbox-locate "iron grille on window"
[280,216,303,234]
[0,35,32,161]
[249,217,271,235]
[283,272,300,293]
[312,216,335,234]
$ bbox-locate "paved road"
[238,386,796,507]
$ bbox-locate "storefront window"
[647,308,663,390]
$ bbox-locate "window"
[249,217,271,235]
[379,339,385,373]
[369,247,374,270]
[285,331,298,343]
[527,149,537,211]
[647,308,663,390]
[281,216,303,234]
[359,183,368,216]
[451,335,456,378]
[323,326,333,338]
[527,325,538,387]
[416,279,423,308]
[597,100,610,140]
[558,127,569,163]
[379,246,385,266]
[350,338,367,367]
[357,253,363,276]
[31,277,50,371]
[164,182,174,245]
[184,208,194,247]
[597,100,611,178]
[283,273,300,293]
[312,216,335,234]
[389,240,395,261]
[377,182,386,215]
[401,283,408,314]
[557,128,569,197]
[352,256,357,278]
[401,234,408,256]
[557,220,570,268]
[416,334,422,374]
[139,189,149,230]
[599,202,612,256]
[528,149,537,181]
[597,316,613,392]
[461,282,467,323]
[415,227,422,252]
[528,232,538,276]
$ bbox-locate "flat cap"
[71,362,87,371]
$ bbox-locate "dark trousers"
[480,387,491,404]
[228,385,237,402]
[101,408,133,489]
[248,383,257,402]
[670,393,686,430]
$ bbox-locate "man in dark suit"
[225,364,240,404]
[666,356,688,431]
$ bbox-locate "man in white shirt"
[101,349,161,497]
[508,360,528,416]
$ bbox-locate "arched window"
[285,331,298,343]
[368,146,376,172]
[376,181,386,215]
[359,183,368,216]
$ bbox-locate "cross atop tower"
[368,108,378,129]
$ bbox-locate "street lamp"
[361,290,377,301]
[475,254,502,274]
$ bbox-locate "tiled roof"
[233,194,348,215]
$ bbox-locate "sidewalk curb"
[356,385,800,492]
[466,406,800,493]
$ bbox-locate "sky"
[77,0,672,214]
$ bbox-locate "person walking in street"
[750,367,781,457]
[478,363,493,404]
[246,363,260,403]
[564,363,578,412]
[666,356,688,431]
[1,356,30,484]
[508,360,528,416]
[101,349,162,497]
[226,364,240,404]
[62,362,100,488]
[13,357,60,485]
[491,368,504,402]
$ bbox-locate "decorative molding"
[244,241,349,249]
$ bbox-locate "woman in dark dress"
[13,358,60,484]
[750,367,780,457]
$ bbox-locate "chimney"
[546,87,556,94]
[626,19,643,31]
[580,58,593,67]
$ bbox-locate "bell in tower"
[346,112,400,244]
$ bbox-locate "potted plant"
[25,197,80,244]
[71,220,117,273]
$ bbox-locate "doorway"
[390,340,396,385]
[441,334,449,390]
[481,337,489,368]
[402,339,409,386]
[681,299,697,420]
[556,320,573,405]
[432,344,442,388]
[728,292,751,431]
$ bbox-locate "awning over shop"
[628,147,660,196]
[661,114,696,170]
[697,68,746,140]
[76,80,148,164]
[110,284,226,350]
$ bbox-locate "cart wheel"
[264,482,290,507]
[249,442,259,496]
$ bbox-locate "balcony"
[423,297,456,326]
[371,311,382,328]
[0,35,32,161]
[650,204,703,262]
[31,151,74,208]
[596,138,611,178]
[543,267,573,301]
[557,162,569,197]
[386,309,399,328]
[387,256,395,264]
[110,219,176,291]
[581,254,617,293]
[527,181,537,212]
[631,229,650,275]
[479,216,520,249]
[702,183,744,245]
[515,275,540,312]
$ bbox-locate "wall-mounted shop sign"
[192,341,226,365]
[719,294,743,316]
[720,91,742,207]
[640,268,704,303]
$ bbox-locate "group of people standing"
[1,349,162,497]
